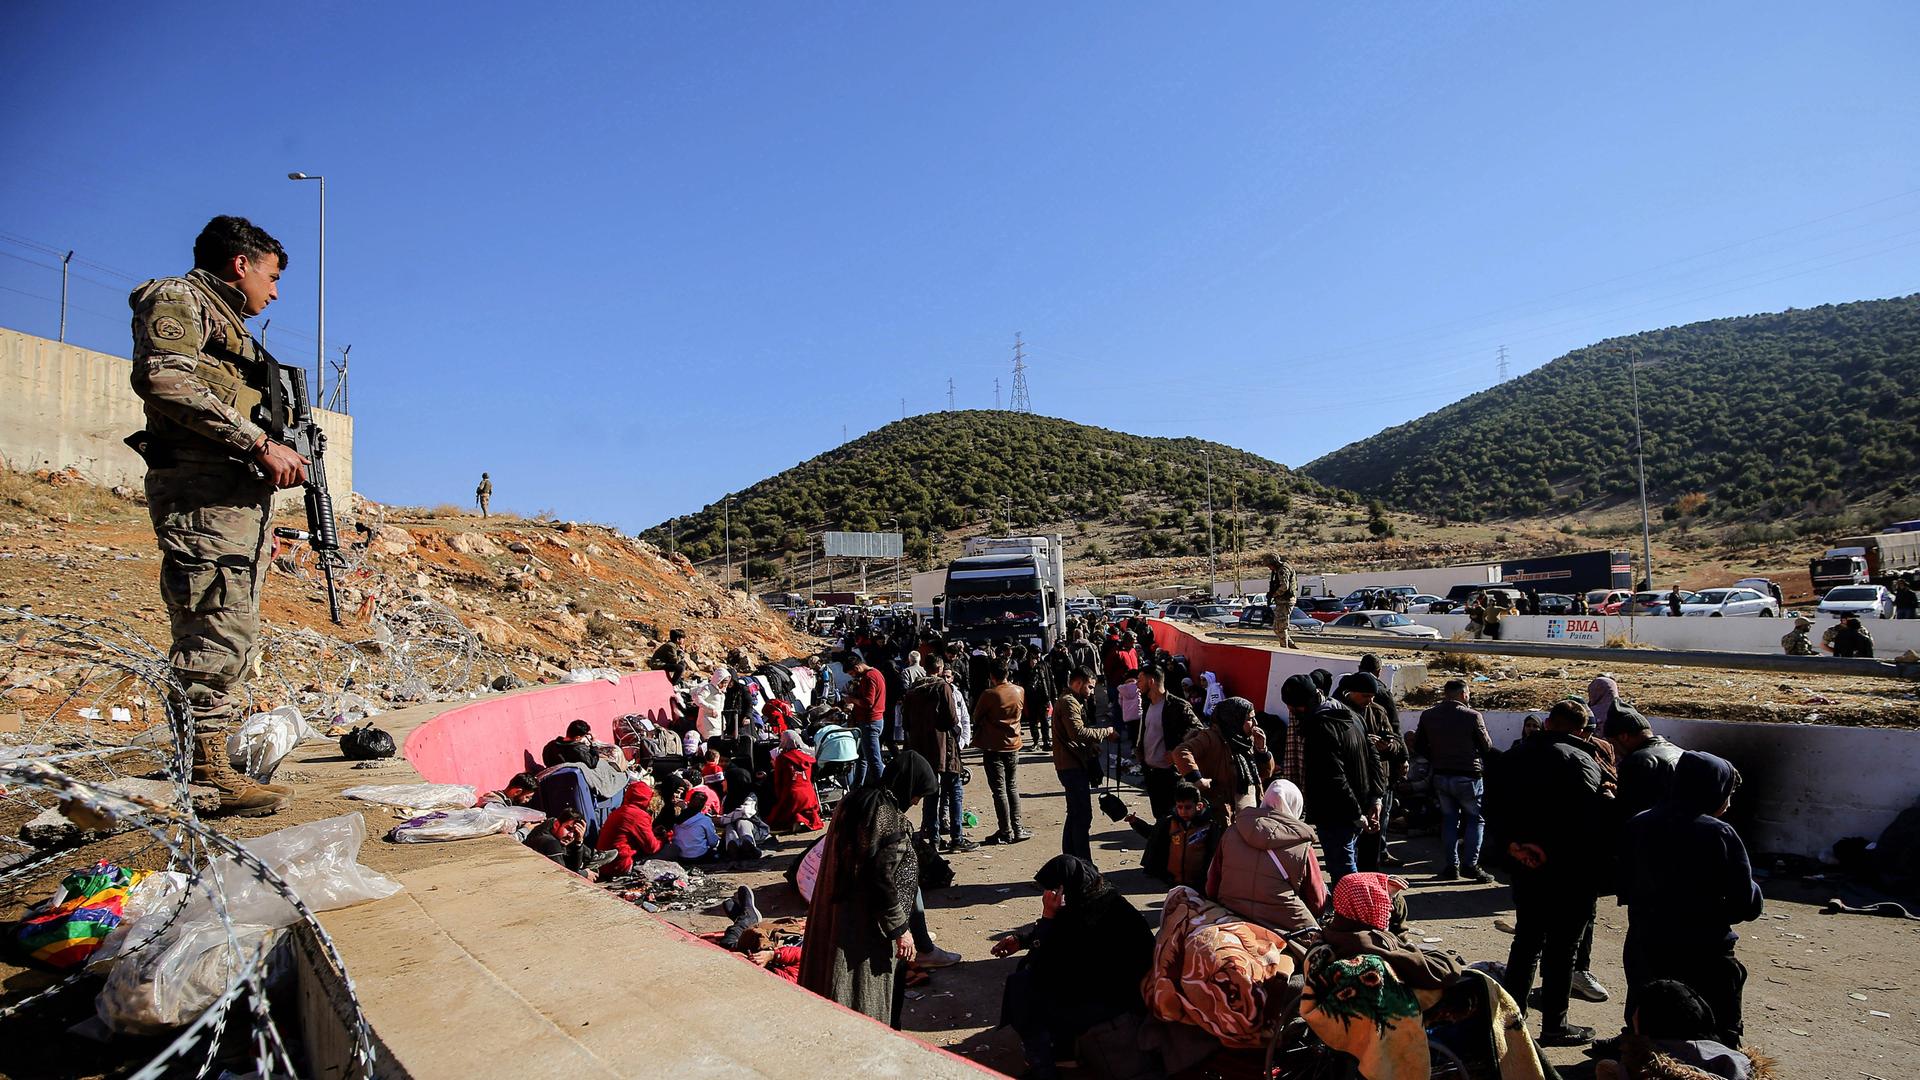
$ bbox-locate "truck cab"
[943,535,1067,650]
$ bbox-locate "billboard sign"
[823,531,903,559]
[1543,617,1606,644]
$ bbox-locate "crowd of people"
[484,611,1769,1079]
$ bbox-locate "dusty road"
[668,740,1920,1078]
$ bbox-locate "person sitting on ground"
[1172,696,1275,827]
[1123,782,1217,889]
[523,808,588,873]
[667,784,721,863]
[710,741,757,813]
[594,779,662,878]
[1620,752,1763,1051]
[1209,778,1327,934]
[993,855,1154,1080]
[768,729,824,832]
[1595,978,1769,1080]
[482,771,541,809]
[542,719,601,769]
[1830,614,1875,658]
[1321,872,1465,993]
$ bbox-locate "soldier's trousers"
[478,496,489,518]
[145,462,275,723]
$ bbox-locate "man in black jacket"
[1603,706,1682,820]
[1485,700,1613,1046]
[1281,673,1382,885]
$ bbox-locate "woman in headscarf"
[1322,872,1464,992]
[798,751,936,1026]
[1172,696,1275,826]
[767,729,824,833]
[993,855,1153,1079]
[1587,676,1620,733]
[1209,778,1327,932]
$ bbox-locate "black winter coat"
[1484,730,1611,887]
[1300,701,1383,831]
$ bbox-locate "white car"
[1326,611,1443,639]
[1678,588,1781,618]
[1406,594,1445,613]
[1817,585,1894,620]
[1194,604,1241,626]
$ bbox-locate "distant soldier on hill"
[476,472,493,518]
[1264,552,1298,648]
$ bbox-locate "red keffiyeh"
[1332,872,1405,932]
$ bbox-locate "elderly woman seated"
[1208,779,1327,935]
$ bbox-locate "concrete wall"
[1468,709,1919,860]
[0,326,354,499]
[1149,619,1422,714]
[403,670,676,790]
[1408,612,1920,658]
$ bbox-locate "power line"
[1009,332,1032,413]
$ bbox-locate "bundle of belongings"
[13,862,151,970]
[1300,873,1550,1080]
[1143,886,1300,1049]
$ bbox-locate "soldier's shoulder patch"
[153,315,186,340]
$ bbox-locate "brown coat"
[972,682,1024,753]
[1174,726,1274,823]
[1211,804,1325,932]
[1051,690,1101,773]
[902,678,961,775]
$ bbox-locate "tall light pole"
[287,172,325,401]
[884,518,902,596]
[1202,449,1216,595]
[1626,349,1655,590]
[723,496,733,588]
[58,251,73,342]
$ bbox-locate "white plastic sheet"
[388,807,518,843]
[225,705,319,781]
[340,783,477,810]
[96,814,401,1033]
[563,667,622,684]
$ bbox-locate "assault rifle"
[259,358,344,625]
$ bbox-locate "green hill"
[641,412,1348,578]
[1302,295,1920,523]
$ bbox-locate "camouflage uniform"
[476,474,492,517]
[1267,556,1298,648]
[1780,625,1816,656]
[128,269,282,724]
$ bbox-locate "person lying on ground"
[1321,872,1464,993]
[1123,782,1216,889]
[993,854,1154,1080]
[1208,778,1327,934]
[1595,978,1772,1080]
[524,809,588,873]
[593,779,662,879]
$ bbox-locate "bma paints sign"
[1544,617,1605,643]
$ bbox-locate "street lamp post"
[1627,349,1655,590]
[287,173,325,402]
[1203,450,1217,595]
[884,518,903,596]
[723,496,733,588]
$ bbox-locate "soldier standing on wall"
[476,472,492,518]
[127,216,305,816]
[1264,551,1298,649]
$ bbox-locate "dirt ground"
[665,737,1920,1079]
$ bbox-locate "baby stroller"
[811,722,860,817]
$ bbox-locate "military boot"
[192,729,292,817]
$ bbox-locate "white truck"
[943,535,1068,651]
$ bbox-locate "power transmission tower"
[1497,345,1509,383]
[994,378,1001,409]
[1009,332,1032,413]
[947,377,955,410]
[901,397,906,420]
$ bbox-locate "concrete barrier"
[1409,612,1920,658]
[286,674,995,1079]
[1148,619,1424,711]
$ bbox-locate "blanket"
[1143,886,1299,1048]
[1301,952,1429,1080]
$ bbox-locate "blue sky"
[3,3,1916,532]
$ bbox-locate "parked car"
[1194,604,1240,626]
[1532,593,1578,615]
[1107,605,1141,619]
[1326,611,1444,639]
[1140,602,1166,617]
[1816,584,1894,620]
[1629,590,1698,616]
[1297,596,1348,623]
[1239,604,1308,631]
[1404,594,1445,614]
[1586,589,1633,615]
[1107,594,1140,610]
[1162,602,1198,621]
[1679,588,1781,618]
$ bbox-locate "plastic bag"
[388,808,517,843]
[14,863,151,970]
[563,667,622,685]
[341,783,476,809]
[340,723,396,760]
[86,870,190,974]
[96,815,400,1034]
[226,705,316,781]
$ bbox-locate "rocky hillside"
[1303,295,1920,524]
